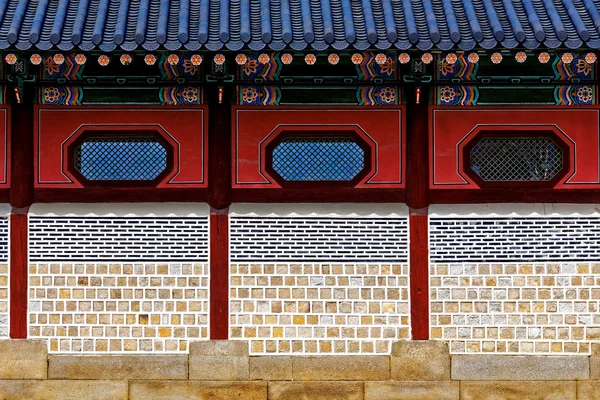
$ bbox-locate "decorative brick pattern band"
[230,263,410,354]
[0,217,9,263]
[430,217,600,262]
[28,263,209,353]
[230,217,408,262]
[29,217,209,262]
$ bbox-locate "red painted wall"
[34,106,208,188]
[233,107,405,189]
[430,107,600,189]
[0,107,11,189]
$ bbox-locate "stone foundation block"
[190,340,248,356]
[189,340,249,380]
[130,381,267,400]
[365,381,459,400]
[0,380,127,400]
[250,357,292,381]
[0,340,47,379]
[292,356,389,381]
[390,341,449,381]
[578,381,600,400]
[452,355,589,381]
[48,355,188,380]
[589,344,600,379]
[460,381,576,400]
[268,381,363,400]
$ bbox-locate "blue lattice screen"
[470,137,563,182]
[272,138,365,181]
[75,137,167,181]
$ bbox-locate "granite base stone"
[0,340,594,399]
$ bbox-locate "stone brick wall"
[430,204,600,355]
[28,262,209,353]
[230,263,410,354]
[228,204,410,355]
[0,206,9,338]
[0,339,598,400]
[27,204,210,353]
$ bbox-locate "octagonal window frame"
[66,130,175,188]
[462,130,571,189]
[264,130,374,188]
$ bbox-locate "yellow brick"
[159,328,172,338]
[273,328,284,338]
[293,316,305,325]
[519,265,533,274]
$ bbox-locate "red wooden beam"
[207,85,232,339]
[9,211,27,338]
[34,188,208,203]
[232,188,405,203]
[10,98,34,338]
[406,85,430,340]
[209,209,229,340]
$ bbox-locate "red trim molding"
[209,209,229,340]
[10,210,28,338]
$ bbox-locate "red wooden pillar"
[406,85,430,340]
[10,98,34,338]
[207,84,232,339]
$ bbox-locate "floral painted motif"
[328,54,340,65]
[357,86,398,105]
[242,58,259,77]
[242,86,261,104]
[438,59,457,77]
[239,85,280,105]
[235,54,248,65]
[182,59,198,76]
[182,87,198,103]
[30,54,42,65]
[145,54,157,65]
[577,86,594,103]
[167,54,180,65]
[190,54,202,66]
[41,85,82,105]
[555,85,595,105]
[238,53,280,81]
[44,87,62,104]
[375,53,388,65]
[435,54,478,106]
[160,86,202,104]
[398,53,410,64]
[439,86,456,104]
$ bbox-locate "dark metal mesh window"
[272,138,365,181]
[75,137,167,181]
[470,137,563,182]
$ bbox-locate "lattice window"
[74,137,168,181]
[469,137,563,182]
[272,138,365,181]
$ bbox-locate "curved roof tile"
[0,0,600,51]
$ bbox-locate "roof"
[1,0,600,53]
